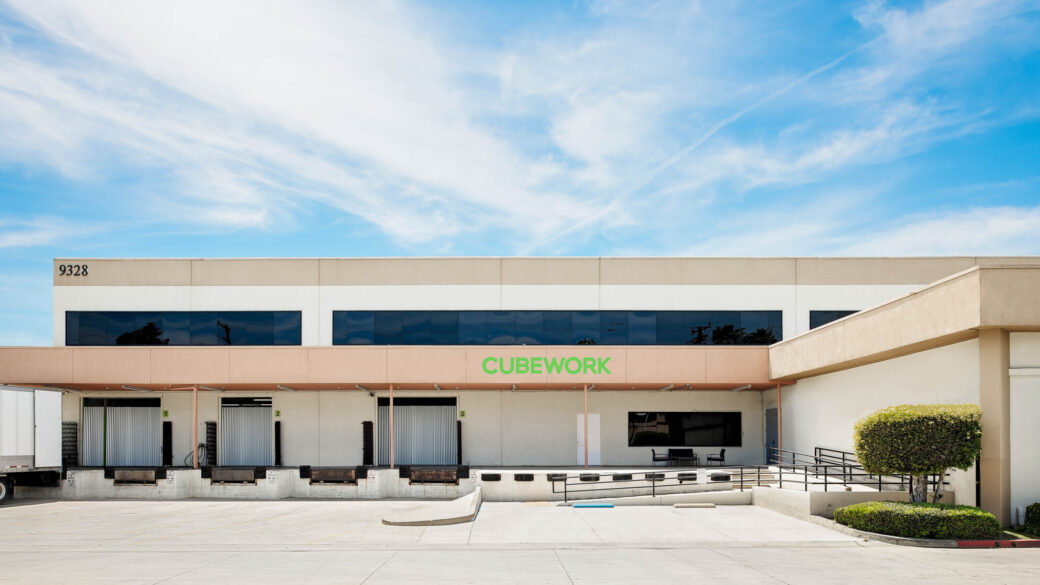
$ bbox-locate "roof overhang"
[0,345,783,392]
[769,265,1040,380]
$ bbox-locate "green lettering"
[597,357,611,374]
[547,357,565,374]
[482,357,497,374]
[531,357,543,374]
[499,357,515,374]
[582,357,596,374]
[516,357,529,374]
[565,357,581,374]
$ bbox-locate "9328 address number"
[58,264,88,276]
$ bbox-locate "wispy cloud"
[0,0,1036,257]
[0,216,102,248]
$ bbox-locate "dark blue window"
[599,311,628,345]
[332,310,782,346]
[65,311,302,346]
[458,311,487,344]
[542,311,571,345]
[431,311,459,344]
[487,311,516,345]
[810,310,857,329]
[628,311,656,344]
[402,311,432,344]
[190,312,220,345]
[79,312,108,345]
[655,311,685,345]
[515,311,543,345]
[273,312,301,345]
[339,311,374,345]
[571,311,599,344]
[374,311,403,344]
[164,312,190,345]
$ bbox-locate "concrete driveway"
[1,499,1037,584]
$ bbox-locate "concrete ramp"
[562,489,752,507]
[382,486,482,526]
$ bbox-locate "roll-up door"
[220,397,273,466]
[377,397,457,466]
[82,398,161,466]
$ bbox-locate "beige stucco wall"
[1009,332,1040,521]
[781,339,980,505]
[455,389,764,466]
[61,389,766,468]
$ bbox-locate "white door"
[576,413,601,466]
[33,390,62,468]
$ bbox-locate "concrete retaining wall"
[752,486,911,519]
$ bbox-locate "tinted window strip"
[333,310,781,346]
[65,311,302,346]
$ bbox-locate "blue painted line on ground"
[573,503,614,508]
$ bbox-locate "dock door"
[82,397,161,466]
[377,397,457,466]
[220,397,273,466]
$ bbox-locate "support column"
[777,384,782,454]
[192,385,199,469]
[583,383,589,468]
[389,384,395,470]
[979,329,1011,524]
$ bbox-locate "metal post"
[583,383,589,468]
[389,384,395,470]
[739,467,743,492]
[823,465,828,492]
[776,384,782,452]
[192,384,199,469]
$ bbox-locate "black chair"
[707,448,726,467]
[668,448,697,466]
[651,449,670,466]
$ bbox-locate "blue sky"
[0,0,1039,345]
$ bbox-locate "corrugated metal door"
[106,407,160,466]
[221,402,273,466]
[82,406,105,466]
[82,399,161,466]
[378,400,457,465]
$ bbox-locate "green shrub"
[854,404,982,502]
[1026,503,1040,535]
[834,501,1000,540]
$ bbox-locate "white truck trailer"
[0,386,62,504]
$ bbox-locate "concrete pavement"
[1,499,1038,583]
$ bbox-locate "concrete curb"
[808,515,958,548]
[382,486,482,526]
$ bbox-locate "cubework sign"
[481,356,611,375]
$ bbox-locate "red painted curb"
[1011,540,1040,548]
[958,540,1000,548]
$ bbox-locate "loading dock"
[220,397,273,466]
[82,398,161,467]
[377,397,458,466]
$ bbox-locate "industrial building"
[1,257,1038,524]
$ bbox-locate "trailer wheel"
[0,477,12,505]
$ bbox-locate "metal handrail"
[550,470,704,502]
[547,446,953,503]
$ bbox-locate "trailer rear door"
[33,390,61,468]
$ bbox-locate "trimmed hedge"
[854,404,982,476]
[834,501,1000,540]
[1026,503,1040,535]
